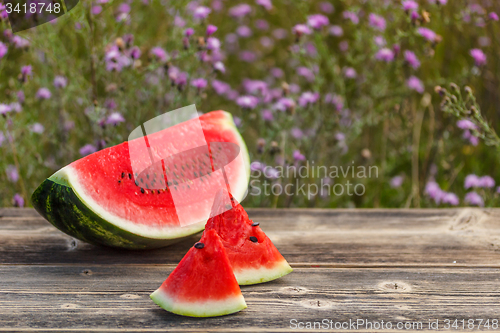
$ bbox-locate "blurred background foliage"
[1,0,500,208]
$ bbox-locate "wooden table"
[1,208,500,332]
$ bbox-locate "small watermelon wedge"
[205,189,293,285]
[150,229,247,317]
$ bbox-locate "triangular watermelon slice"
[205,189,293,285]
[150,229,247,317]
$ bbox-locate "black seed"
[128,173,132,179]
[181,165,185,171]
[167,181,172,186]
[121,172,125,178]
[251,222,259,227]
[140,178,144,184]
[147,174,149,180]
[194,242,204,249]
[141,188,145,194]
[157,190,160,194]
[174,164,178,170]
[199,171,203,177]
[173,172,178,178]
[194,171,198,177]
[118,180,121,184]
[135,181,139,186]
[173,180,178,186]
[249,236,258,243]
[146,184,149,189]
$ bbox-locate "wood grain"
[1,208,500,331]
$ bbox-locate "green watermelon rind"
[30,111,250,249]
[31,178,199,249]
[236,259,293,285]
[150,288,247,317]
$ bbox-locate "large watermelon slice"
[205,189,293,285]
[150,229,247,317]
[31,111,250,249]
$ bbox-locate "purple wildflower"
[293,150,306,161]
[0,42,7,59]
[213,61,225,73]
[368,13,386,31]
[251,161,265,172]
[465,192,484,207]
[80,144,97,156]
[402,0,419,11]
[30,123,44,134]
[464,174,480,188]
[236,25,252,37]
[239,50,256,62]
[106,112,125,125]
[36,88,52,99]
[271,67,284,78]
[344,67,357,78]
[407,76,424,93]
[319,2,334,14]
[275,98,296,112]
[129,46,141,59]
[212,80,231,95]
[272,28,288,39]
[118,3,130,13]
[478,176,495,188]
[13,194,24,207]
[404,50,421,69]
[229,4,252,18]
[206,37,221,50]
[375,48,395,62]
[264,167,280,179]
[292,24,312,36]
[307,14,329,30]
[425,181,444,203]
[255,19,269,30]
[390,176,404,188]
[329,25,343,36]
[470,49,487,66]
[457,119,477,130]
[418,27,437,42]
[489,12,499,21]
[206,25,218,36]
[184,28,194,37]
[261,109,274,121]
[21,65,32,77]
[150,47,168,62]
[193,6,211,19]
[442,192,459,205]
[91,5,102,14]
[343,11,359,24]
[335,132,345,141]
[374,36,386,46]
[53,76,67,89]
[6,165,19,183]
[12,36,29,48]
[290,128,304,139]
[191,78,208,90]
[10,102,21,113]
[298,92,319,107]
[0,104,11,116]
[297,66,315,81]
[0,132,5,147]
[256,0,272,10]
[236,95,259,109]
[174,16,185,27]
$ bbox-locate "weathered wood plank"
[1,266,500,331]
[1,208,500,266]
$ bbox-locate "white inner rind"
[150,288,247,317]
[49,113,250,240]
[235,259,293,285]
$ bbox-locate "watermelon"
[31,111,250,249]
[205,189,293,285]
[150,229,247,317]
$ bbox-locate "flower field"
[1,0,500,208]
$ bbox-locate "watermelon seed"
[194,242,204,249]
[118,180,121,184]
[157,190,160,194]
[147,174,150,180]
[194,171,198,177]
[173,180,178,186]
[129,173,132,179]
[135,181,139,186]
[141,188,145,194]
[181,165,185,171]
[146,184,149,189]
[251,222,260,227]
[249,236,258,243]
[140,178,144,184]
[121,172,125,178]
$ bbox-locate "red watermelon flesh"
[150,229,247,317]
[42,111,249,244]
[205,189,293,285]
